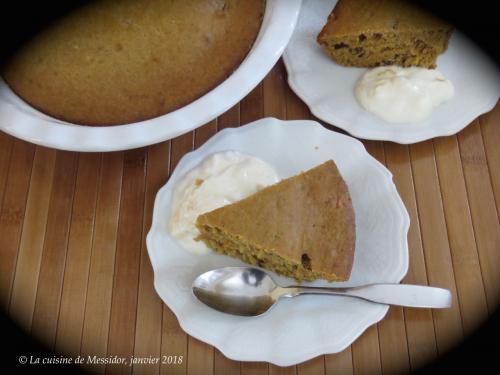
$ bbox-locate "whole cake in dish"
[2,0,265,126]
[317,0,453,68]
[196,160,356,282]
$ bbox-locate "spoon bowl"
[193,267,279,316]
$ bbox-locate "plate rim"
[146,117,410,366]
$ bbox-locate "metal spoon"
[192,267,452,316]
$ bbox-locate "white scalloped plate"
[0,0,301,152]
[146,118,409,366]
[283,0,500,144]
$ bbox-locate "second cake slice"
[317,0,453,68]
[195,160,356,282]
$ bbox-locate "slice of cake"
[196,160,356,282]
[317,0,453,68]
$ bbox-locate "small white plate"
[0,0,301,152]
[283,0,500,144]
[146,118,409,366]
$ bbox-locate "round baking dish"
[0,0,302,151]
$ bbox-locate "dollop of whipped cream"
[354,66,454,123]
[168,151,279,254]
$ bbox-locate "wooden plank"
[351,325,382,375]
[170,131,194,171]
[0,140,35,307]
[284,73,310,121]
[217,104,240,130]
[324,349,353,375]
[378,308,410,375]
[9,147,56,331]
[383,142,437,371]
[353,141,389,375]
[240,83,264,125]
[433,136,489,334]
[214,350,240,375]
[479,103,500,215]
[269,365,297,375]
[297,357,324,375]
[194,120,217,150]
[80,152,123,374]
[364,141,385,163]
[0,132,14,212]
[282,78,316,375]
[185,123,218,375]
[239,82,268,375]
[213,106,243,375]
[458,121,500,311]
[187,337,214,375]
[263,61,287,120]
[212,102,244,375]
[160,306,188,375]
[212,87,270,375]
[132,142,170,375]
[241,362,269,375]
[367,141,410,375]
[212,71,298,375]
[160,131,193,375]
[409,141,464,354]
[31,151,78,349]
[106,148,148,375]
[205,110,239,374]
[287,86,342,374]
[55,153,101,356]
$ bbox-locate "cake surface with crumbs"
[2,0,265,126]
[317,0,453,68]
[196,160,356,282]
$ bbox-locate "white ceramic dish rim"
[146,118,410,366]
[282,0,500,144]
[0,0,302,152]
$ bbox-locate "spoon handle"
[281,284,452,309]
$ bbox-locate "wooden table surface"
[1,60,499,375]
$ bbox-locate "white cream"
[354,66,454,123]
[168,151,279,254]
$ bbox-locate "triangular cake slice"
[317,0,453,68]
[195,160,356,282]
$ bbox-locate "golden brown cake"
[317,0,453,68]
[2,0,265,126]
[196,160,356,282]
